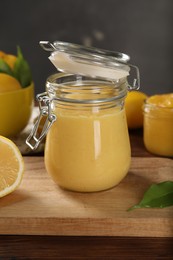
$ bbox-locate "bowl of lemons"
[0,47,34,137]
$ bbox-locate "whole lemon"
[0,73,21,92]
[125,91,148,129]
[0,51,6,58]
[0,51,17,69]
[3,54,17,69]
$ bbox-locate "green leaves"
[128,181,173,211]
[0,46,32,88]
[0,58,14,76]
[13,46,32,88]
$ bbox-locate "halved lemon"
[0,136,24,198]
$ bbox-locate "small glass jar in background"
[143,94,173,157]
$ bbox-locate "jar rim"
[143,100,173,120]
[46,73,128,104]
[144,96,173,110]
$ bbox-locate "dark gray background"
[1,0,173,96]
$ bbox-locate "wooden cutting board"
[0,157,173,237]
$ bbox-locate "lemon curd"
[143,93,173,157]
[45,105,131,192]
[39,73,131,192]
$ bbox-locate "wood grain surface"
[0,235,173,259]
[0,156,173,237]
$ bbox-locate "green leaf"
[128,181,173,211]
[0,58,14,76]
[13,46,32,88]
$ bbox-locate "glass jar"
[143,94,173,157]
[26,41,140,192]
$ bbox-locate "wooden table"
[0,129,173,259]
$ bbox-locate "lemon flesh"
[0,136,24,198]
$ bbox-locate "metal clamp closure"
[127,64,140,90]
[26,92,56,150]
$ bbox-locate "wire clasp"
[26,92,56,150]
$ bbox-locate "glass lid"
[39,41,140,89]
